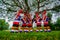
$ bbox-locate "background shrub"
[0,19,9,30]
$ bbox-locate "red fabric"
[42,10,46,20]
[18,9,23,13]
[42,10,46,15]
[17,13,20,16]
[44,22,48,25]
[16,9,23,18]
[42,16,47,20]
[27,24,32,27]
[22,24,27,27]
[37,22,41,25]
[16,13,20,19]
[36,14,39,18]
[35,12,39,17]
[13,22,19,25]
[37,22,41,27]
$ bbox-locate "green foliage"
[52,5,60,12]
[47,12,60,30]
[47,12,53,28]
[49,22,55,30]
[54,17,60,30]
[0,31,60,40]
[0,19,9,30]
[24,0,30,12]
[40,0,46,3]
[48,17,60,30]
[56,17,60,26]
[47,12,52,21]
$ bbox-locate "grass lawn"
[0,31,60,40]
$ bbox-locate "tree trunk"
[24,0,30,12]
[37,0,40,12]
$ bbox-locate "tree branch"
[2,0,16,7]
[40,5,60,12]
[12,0,22,9]
[2,0,22,9]
[24,0,30,12]
[0,7,16,12]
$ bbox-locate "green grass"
[0,31,60,40]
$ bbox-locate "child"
[11,9,23,32]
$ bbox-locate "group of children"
[11,9,51,32]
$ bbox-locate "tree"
[47,12,52,21]
[47,12,54,30]
[0,0,60,21]
[0,19,9,30]
[1,0,60,13]
[55,17,60,30]
[47,13,60,30]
